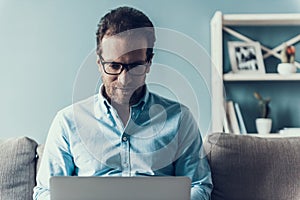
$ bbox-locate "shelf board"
[223,13,300,26]
[223,73,300,81]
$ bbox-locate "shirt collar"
[92,85,110,120]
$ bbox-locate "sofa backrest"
[204,132,300,200]
[2,133,300,200]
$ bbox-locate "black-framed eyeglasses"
[99,56,149,76]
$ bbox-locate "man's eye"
[109,64,122,70]
[128,64,143,69]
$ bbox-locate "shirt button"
[122,136,128,142]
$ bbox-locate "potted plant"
[253,92,272,134]
[277,43,296,75]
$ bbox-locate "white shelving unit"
[210,11,300,133]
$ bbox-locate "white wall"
[1,0,299,143]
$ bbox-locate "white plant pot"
[277,63,296,75]
[255,118,272,134]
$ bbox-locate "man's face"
[97,36,150,105]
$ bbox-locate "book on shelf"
[234,102,247,134]
[224,101,247,134]
[226,101,240,134]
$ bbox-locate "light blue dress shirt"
[33,87,212,200]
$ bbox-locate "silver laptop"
[50,176,191,200]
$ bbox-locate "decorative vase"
[277,63,296,75]
[255,118,272,134]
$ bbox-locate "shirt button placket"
[121,133,130,176]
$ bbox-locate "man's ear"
[96,56,102,73]
[146,65,151,73]
[146,53,154,73]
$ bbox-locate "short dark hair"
[96,6,155,61]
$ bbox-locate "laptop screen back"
[50,176,191,200]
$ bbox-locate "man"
[33,6,212,200]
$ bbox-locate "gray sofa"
[0,133,299,200]
[204,133,300,200]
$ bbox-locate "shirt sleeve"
[33,112,75,200]
[174,107,213,200]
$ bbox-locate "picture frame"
[228,41,265,74]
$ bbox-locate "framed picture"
[228,41,265,74]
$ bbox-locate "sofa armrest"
[0,137,38,200]
[204,132,300,200]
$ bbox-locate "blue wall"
[1,0,300,143]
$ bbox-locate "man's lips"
[114,87,137,95]
[114,87,136,91]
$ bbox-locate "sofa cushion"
[204,132,300,200]
[0,137,38,200]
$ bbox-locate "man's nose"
[118,68,132,85]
